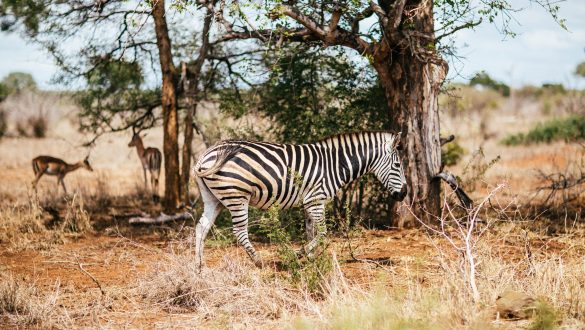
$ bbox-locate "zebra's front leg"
[228,201,262,268]
[302,202,326,258]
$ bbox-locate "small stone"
[496,290,536,320]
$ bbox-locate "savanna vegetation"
[0,0,584,328]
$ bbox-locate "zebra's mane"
[316,130,400,143]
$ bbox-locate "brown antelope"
[128,128,162,200]
[32,155,93,195]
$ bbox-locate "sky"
[0,1,584,90]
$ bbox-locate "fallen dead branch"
[129,212,193,224]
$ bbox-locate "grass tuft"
[0,273,59,326]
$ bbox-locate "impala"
[128,128,162,200]
[32,155,93,195]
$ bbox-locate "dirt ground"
[1,95,584,328]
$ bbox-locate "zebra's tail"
[194,143,243,178]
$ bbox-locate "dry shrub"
[140,255,304,316]
[1,90,60,138]
[0,199,56,251]
[0,273,59,326]
[137,247,356,327]
[0,193,93,251]
[60,193,93,234]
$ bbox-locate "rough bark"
[181,64,197,205]
[212,0,448,225]
[152,0,181,212]
[372,1,447,226]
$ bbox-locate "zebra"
[192,131,407,268]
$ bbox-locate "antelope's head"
[83,156,94,172]
[128,133,141,147]
[128,126,143,147]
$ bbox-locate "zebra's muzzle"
[391,185,408,201]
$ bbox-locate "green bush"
[257,205,332,295]
[469,71,510,97]
[502,115,585,145]
[441,141,465,166]
[0,109,6,138]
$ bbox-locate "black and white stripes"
[193,131,407,267]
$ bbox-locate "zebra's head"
[373,133,408,201]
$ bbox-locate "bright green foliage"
[502,115,585,145]
[469,71,510,97]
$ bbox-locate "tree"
[1,71,36,95]
[221,45,396,224]
[196,0,565,225]
[470,71,510,97]
[0,1,214,212]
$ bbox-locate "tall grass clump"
[0,273,59,326]
[137,252,338,327]
[502,115,585,145]
[60,194,93,234]
[0,199,51,251]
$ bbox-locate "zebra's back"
[196,140,326,210]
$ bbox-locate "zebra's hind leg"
[227,200,262,268]
[302,202,327,258]
[195,178,222,270]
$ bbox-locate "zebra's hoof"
[254,258,264,268]
[295,248,306,259]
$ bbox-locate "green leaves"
[76,58,160,134]
[221,45,390,144]
[1,72,37,95]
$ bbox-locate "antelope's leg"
[58,175,68,195]
[143,167,148,191]
[31,171,44,190]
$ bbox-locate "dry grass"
[0,89,584,328]
[0,273,59,326]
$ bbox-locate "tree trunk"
[373,2,447,227]
[180,8,213,205]
[152,0,181,212]
[180,67,200,205]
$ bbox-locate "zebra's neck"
[317,132,386,194]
